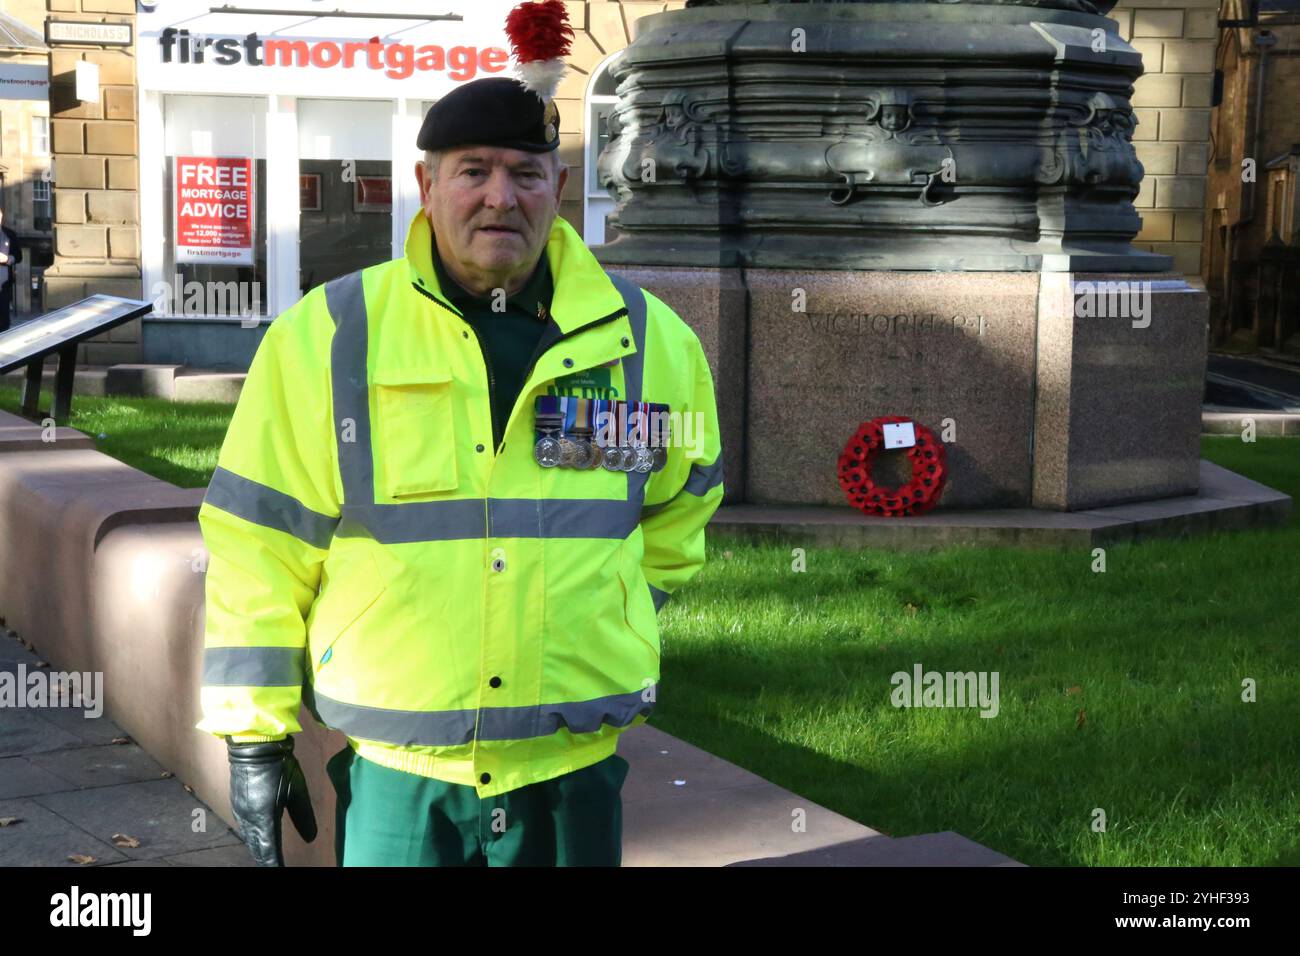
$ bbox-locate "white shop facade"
[136,0,616,366]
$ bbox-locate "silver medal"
[534,435,562,467]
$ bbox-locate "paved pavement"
[0,624,1021,867]
[0,628,251,867]
[1206,353,1300,411]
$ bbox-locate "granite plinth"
[1033,274,1209,509]
[621,267,1208,512]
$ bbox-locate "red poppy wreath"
[837,416,948,517]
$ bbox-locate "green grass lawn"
[657,436,1300,866]
[0,387,234,488]
[1,389,1295,865]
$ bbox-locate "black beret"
[416,77,560,153]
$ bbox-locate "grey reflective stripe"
[488,497,640,539]
[607,272,651,507]
[204,466,338,550]
[639,456,725,520]
[478,688,655,740]
[649,584,670,612]
[203,646,304,687]
[608,273,646,409]
[684,456,724,496]
[324,272,374,506]
[336,498,485,542]
[309,687,655,747]
[313,691,475,746]
[334,496,641,543]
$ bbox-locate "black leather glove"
[226,736,318,866]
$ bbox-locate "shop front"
[135,0,526,367]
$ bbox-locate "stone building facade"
[1202,0,1300,350]
[31,1,1251,365]
[0,1,53,314]
[42,0,140,364]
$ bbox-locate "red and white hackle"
[505,0,575,103]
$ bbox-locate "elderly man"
[196,76,724,867]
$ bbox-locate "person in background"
[0,208,23,333]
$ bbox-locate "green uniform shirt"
[431,242,552,450]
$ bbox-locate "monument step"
[707,460,1290,551]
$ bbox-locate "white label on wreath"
[883,422,917,449]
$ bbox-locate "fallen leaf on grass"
[1065,685,1083,697]
[110,833,140,849]
[67,854,97,865]
[1075,708,1087,729]
[903,603,919,616]
[0,817,22,827]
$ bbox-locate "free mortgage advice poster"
[174,156,254,265]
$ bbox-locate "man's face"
[416,144,566,293]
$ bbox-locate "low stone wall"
[0,409,335,865]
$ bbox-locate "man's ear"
[415,160,431,205]
[554,163,568,206]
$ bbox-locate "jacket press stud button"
[562,357,574,368]
[476,443,485,453]
[621,337,630,348]
[491,557,506,573]
[480,772,492,785]
[489,676,502,688]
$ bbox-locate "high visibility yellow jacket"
[196,208,724,796]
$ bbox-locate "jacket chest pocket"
[372,366,459,499]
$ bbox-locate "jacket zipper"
[468,322,501,453]
[412,280,629,454]
[412,281,502,453]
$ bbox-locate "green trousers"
[326,745,629,866]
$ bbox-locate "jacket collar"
[403,208,626,333]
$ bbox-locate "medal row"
[533,396,670,473]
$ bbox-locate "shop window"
[32,115,49,155]
[32,178,50,232]
[161,95,268,318]
[297,98,393,295]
